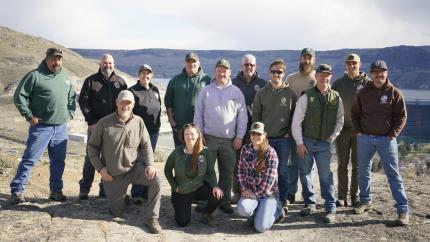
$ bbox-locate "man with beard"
[78,54,127,199]
[10,48,76,204]
[88,90,162,233]
[285,48,317,204]
[332,54,370,207]
[165,52,211,147]
[194,59,247,214]
[231,54,266,203]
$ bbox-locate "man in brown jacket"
[88,90,162,233]
[351,60,409,226]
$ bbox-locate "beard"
[101,68,113,79]
[299,63,314,75]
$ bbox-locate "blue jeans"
[237,197,282,233]
[10,123,68,194]
[268,138,290,202]
[357,134,409,214]
[287,138,310,197]
[297,137,336,212]
[131,133,158,198]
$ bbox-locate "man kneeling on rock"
[88,90,162,234]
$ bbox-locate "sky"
[1,0,429,51]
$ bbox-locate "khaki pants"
[335,128,358,201]
[103,162,161,219]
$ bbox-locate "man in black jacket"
[78,53,127,199]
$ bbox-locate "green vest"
[302,87,339,140]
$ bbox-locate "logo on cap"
[216,59,231,69]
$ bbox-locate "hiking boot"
[275,206,287,224]
[300,204,316,216]
[145,218,162,234]
[78,191,89,200]
[353,201,372,214]
[287,194,296,204]
[132,196,145,205]
[336,199,347,207]
[397,212,410,226]
[324,211,336,224]
[220,203,234,214]
[201,213,217,227]
[351,197,360,208]
[10,193,25,204]
[49,191,67,202]
[231,192,240,205]
[98,189,106,198]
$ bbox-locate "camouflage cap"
[345,53,360,63]
[215,59,231,69]
[46,47,63,57]
[316,64,333,74]
[249,122,265,134]
[301,47,315,57]
[370,60,388,71]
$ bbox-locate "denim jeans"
[357,134,409,214]
[237,197,282,233]
[287,138,310,198]
[10,123,68,194]
[79,128,103,194]
[268,137,291,202]
[297,137,336,212]
[131,133,158,198]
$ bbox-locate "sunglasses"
[244,63,255,67]
[270,70,284,75]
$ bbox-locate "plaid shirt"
[237,143,279,198]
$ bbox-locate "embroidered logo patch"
[356,84,364,93]
[254,85,261,91]
[114,82,120,89]
[380,95,388,104]
[280,97,287,105]
[199,155,205,163]
[310,97,315,103]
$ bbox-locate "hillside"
[0,26,134,95]
[72,46,430,90]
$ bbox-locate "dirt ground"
[0,104,430,242]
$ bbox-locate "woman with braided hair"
[164,123,223,227]
[237,122,285,232]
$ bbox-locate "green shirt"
[164,146,217,194]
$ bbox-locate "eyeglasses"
[270,70,284,75]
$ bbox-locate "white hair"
[242,54,256,64]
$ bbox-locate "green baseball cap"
[301,47,315,57]
[216,59,231,69]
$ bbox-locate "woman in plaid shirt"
[237,122,285,232]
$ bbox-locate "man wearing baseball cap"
[292,64,344,223]
[332,53,371,208]
[87,90,162,233]
[165,52,211,147]
[351,60,409,225]
[194,58,247,214]
[285,48,317,204]
[10,47,76,204]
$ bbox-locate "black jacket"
[129,81,161,134]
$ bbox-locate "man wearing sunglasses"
[292,64,344,223]
[252,59,297,213]
[231,54,267,204]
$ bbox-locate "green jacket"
[164,146,217,194]
[14,61,76,124]
[252,81,297,138]
[164,68,211,129]
[303,87,340,140]
[332,72,370,129]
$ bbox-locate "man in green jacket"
[165,52,211,147]
[332,53,370,207]
[10,48,76,204]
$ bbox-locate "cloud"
[0,0,428,50]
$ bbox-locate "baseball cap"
[316,64,333,74]
[138,64,153,73]
[345,53,360,63]
[370,60,388,71]
[116,90,135,103]
[301,48,315,57]
[185,52,199,62]
[249,122,265,134]
[215,59,231,69]
[46,47,63,57]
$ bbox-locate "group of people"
[9,47,410,234]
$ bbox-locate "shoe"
[336,199,347,207]
[351,197,360,208]
[145,218,162,234]
[194,201,206,213]
[78,191,89,200]
[201,213,217,227]
[324,211,336,224]
[220,203,234,214]
[287,194,296,204]
[275,206,287,224]
[231,192,240,205]
[353,201,372,214]
[99,190,106,198]
[10,193,25,204]
[132,196,145,205]
[49,191,67,202]
[397,213,410,226]
[300,204,316,216]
